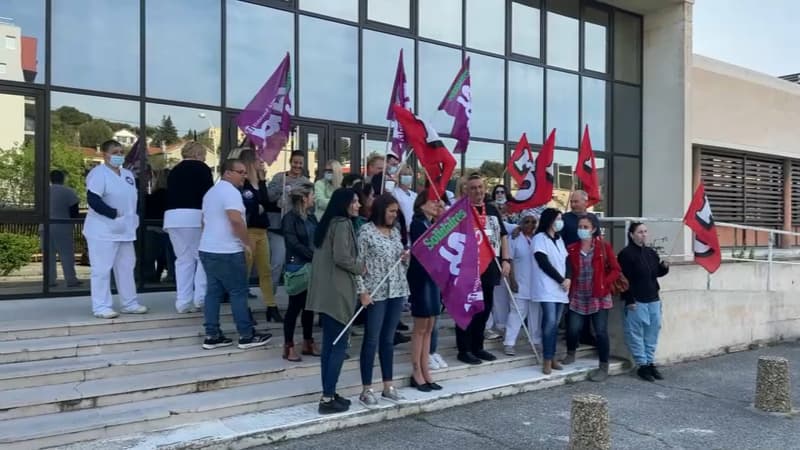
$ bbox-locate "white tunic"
[82,164,139,242]
[530,232,569,303]
[510,233,536,300]
[392,186,417,231]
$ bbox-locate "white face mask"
[324,171,333,181]
[384,180,397,191]
[388,165,399,175]
[577,228,592,240]
[553,219,564,232]
[495,197,506,206]
[400,175,413,186]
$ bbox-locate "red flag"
[508,133,534,186]
[392,105,456,201]
[472,206,495,273]
[683,183,722,273]
[576,125,601,207]
[507,129,556,213]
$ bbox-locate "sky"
[692,0,800,76]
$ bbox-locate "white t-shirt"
[82,164,139,242]
[199,180,246,254]
[392,186,417,231]
[530,232,569,303]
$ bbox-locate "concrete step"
[0,351,613,449]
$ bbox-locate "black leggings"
[283,290,314,343]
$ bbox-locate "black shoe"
[66,280,83,287]
[410,376,432,392]
[649,364,664,380]
[397,321,409,331]
[637,365,655,382]
[426,382,443,390]
[457,352,482,365]
[474,349,497,362]
[334,394,351,407]
[393,332,411,345]
[266,306,284,323]
[202,335,233,350]
[238,332,272,349]
[319,397,349,414]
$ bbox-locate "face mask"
[109,155,125,167]
[400,175,413,186]
[388,166,399,175]
[495,197,506,206]
[384,180,396,191]
[553,219,564,232]
[324,171,333,181]
[577,229,592,240]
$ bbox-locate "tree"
[54,106,91,127]
[50,138,88,204]
[153,115,179,146]
[479,160,505,179]
[78,120,113,148]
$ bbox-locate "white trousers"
[167,228,206,310]
[487,284,511,331]
[267,230,285,295]
[504,297,543,347]
[87,239,139,314]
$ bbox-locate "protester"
[391,164,417,232]
[531,208,570,374]
[83,140,147,319]
[314,160,343,220]
[46,170,81,288]
[143,169,174,284]
[356,193,411,406]
[364,153,385,183]
[456,173,511,365]
[267,150,311,302]
[228,148,281,322]
[503,211,542,356]
[281,182,319,361]
[617,222,670,382]
[561,190,601,246]
[342,173,364,189]
[198,159,272,350]
[408,191,446,389]
[307,188,362,414]
[486,184,518,341]
[562,216,621,382]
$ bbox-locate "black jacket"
[617,242,669,305]
[282,210,317,265]
[242,179,271,229]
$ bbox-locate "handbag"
[283,263,311,296]
[600,240,629,295]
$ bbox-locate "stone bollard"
[568,394,610,450]
[754,356,792,413]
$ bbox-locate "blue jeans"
[567,309,610,363]
[540,302,565,360]
[624,300,662,365]
[320,313,348,397]
[360,297,404,385]
[199,251,254,339]
[430,316,439,354]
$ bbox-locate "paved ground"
[263,342,800,450]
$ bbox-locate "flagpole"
[280,127,295,217]
[332,257,406,346]
[493,259,541,362]
[379,122,392,195]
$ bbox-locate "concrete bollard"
[754,356,792,413]
[568,394,610,450]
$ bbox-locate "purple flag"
[437,57,471,154]
[386,49,410,158]
[410,197,485,329]
[123,138,147,179]
[236,52,292,165]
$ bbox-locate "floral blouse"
[356,221,410,302]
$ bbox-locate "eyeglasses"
[231,169,247,175]
[495,191,506,195]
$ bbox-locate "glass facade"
[0,0,642,298]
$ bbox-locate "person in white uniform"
[503,211,542,356]
[390,164,417,232]
[83,140,148,319]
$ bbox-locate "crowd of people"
[81,139,671,415]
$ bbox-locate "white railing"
[597,216,800,291]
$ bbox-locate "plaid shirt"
[570,248,612,315]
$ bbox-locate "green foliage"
[152,115,179,146]
[50,138,88,204]
[0,233,39,276]
[0,140,35,208]
[479,160,505,179]
[78,119,113,148]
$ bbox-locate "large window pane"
[299,0,358,22]
[581,77,606,151]
[0,93,37,210]
[511,2,541,58]
[0,0,45,83]
[418,0,461,45]
[368,0,410,28]
[508,62,543,143]
[226,1,294,109]
[299,16,358,122]
[612,83,641,155]
[614,11,642,84]
[362,31,415,126]
[549,150,606,213]
[546,70,578,148]
[146,0,221,105]
[466,0,505,54]
[468,53,504,140]
[464,141,504,187]
[52,0,139,94]
[546,11,579,70]
[583,7,608,73]
[612,156,640,216]
[418,42,462,133]
[0,221,44,295]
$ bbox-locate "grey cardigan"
[307,217,363,326]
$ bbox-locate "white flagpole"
[493,258,541,362]
[380,122,392,195]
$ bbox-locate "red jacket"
[567,237,621,299]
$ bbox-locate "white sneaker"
[485,329,502,341]
[428,355,441,370]
[176,304,200,314]
[432,353,448,368]
[93,310,119,319]
[121,305,148,314]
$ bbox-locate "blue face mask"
[553,219,564,232]
[577,229,592,240]
[109,154,125,167]
[400,175,413,186]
